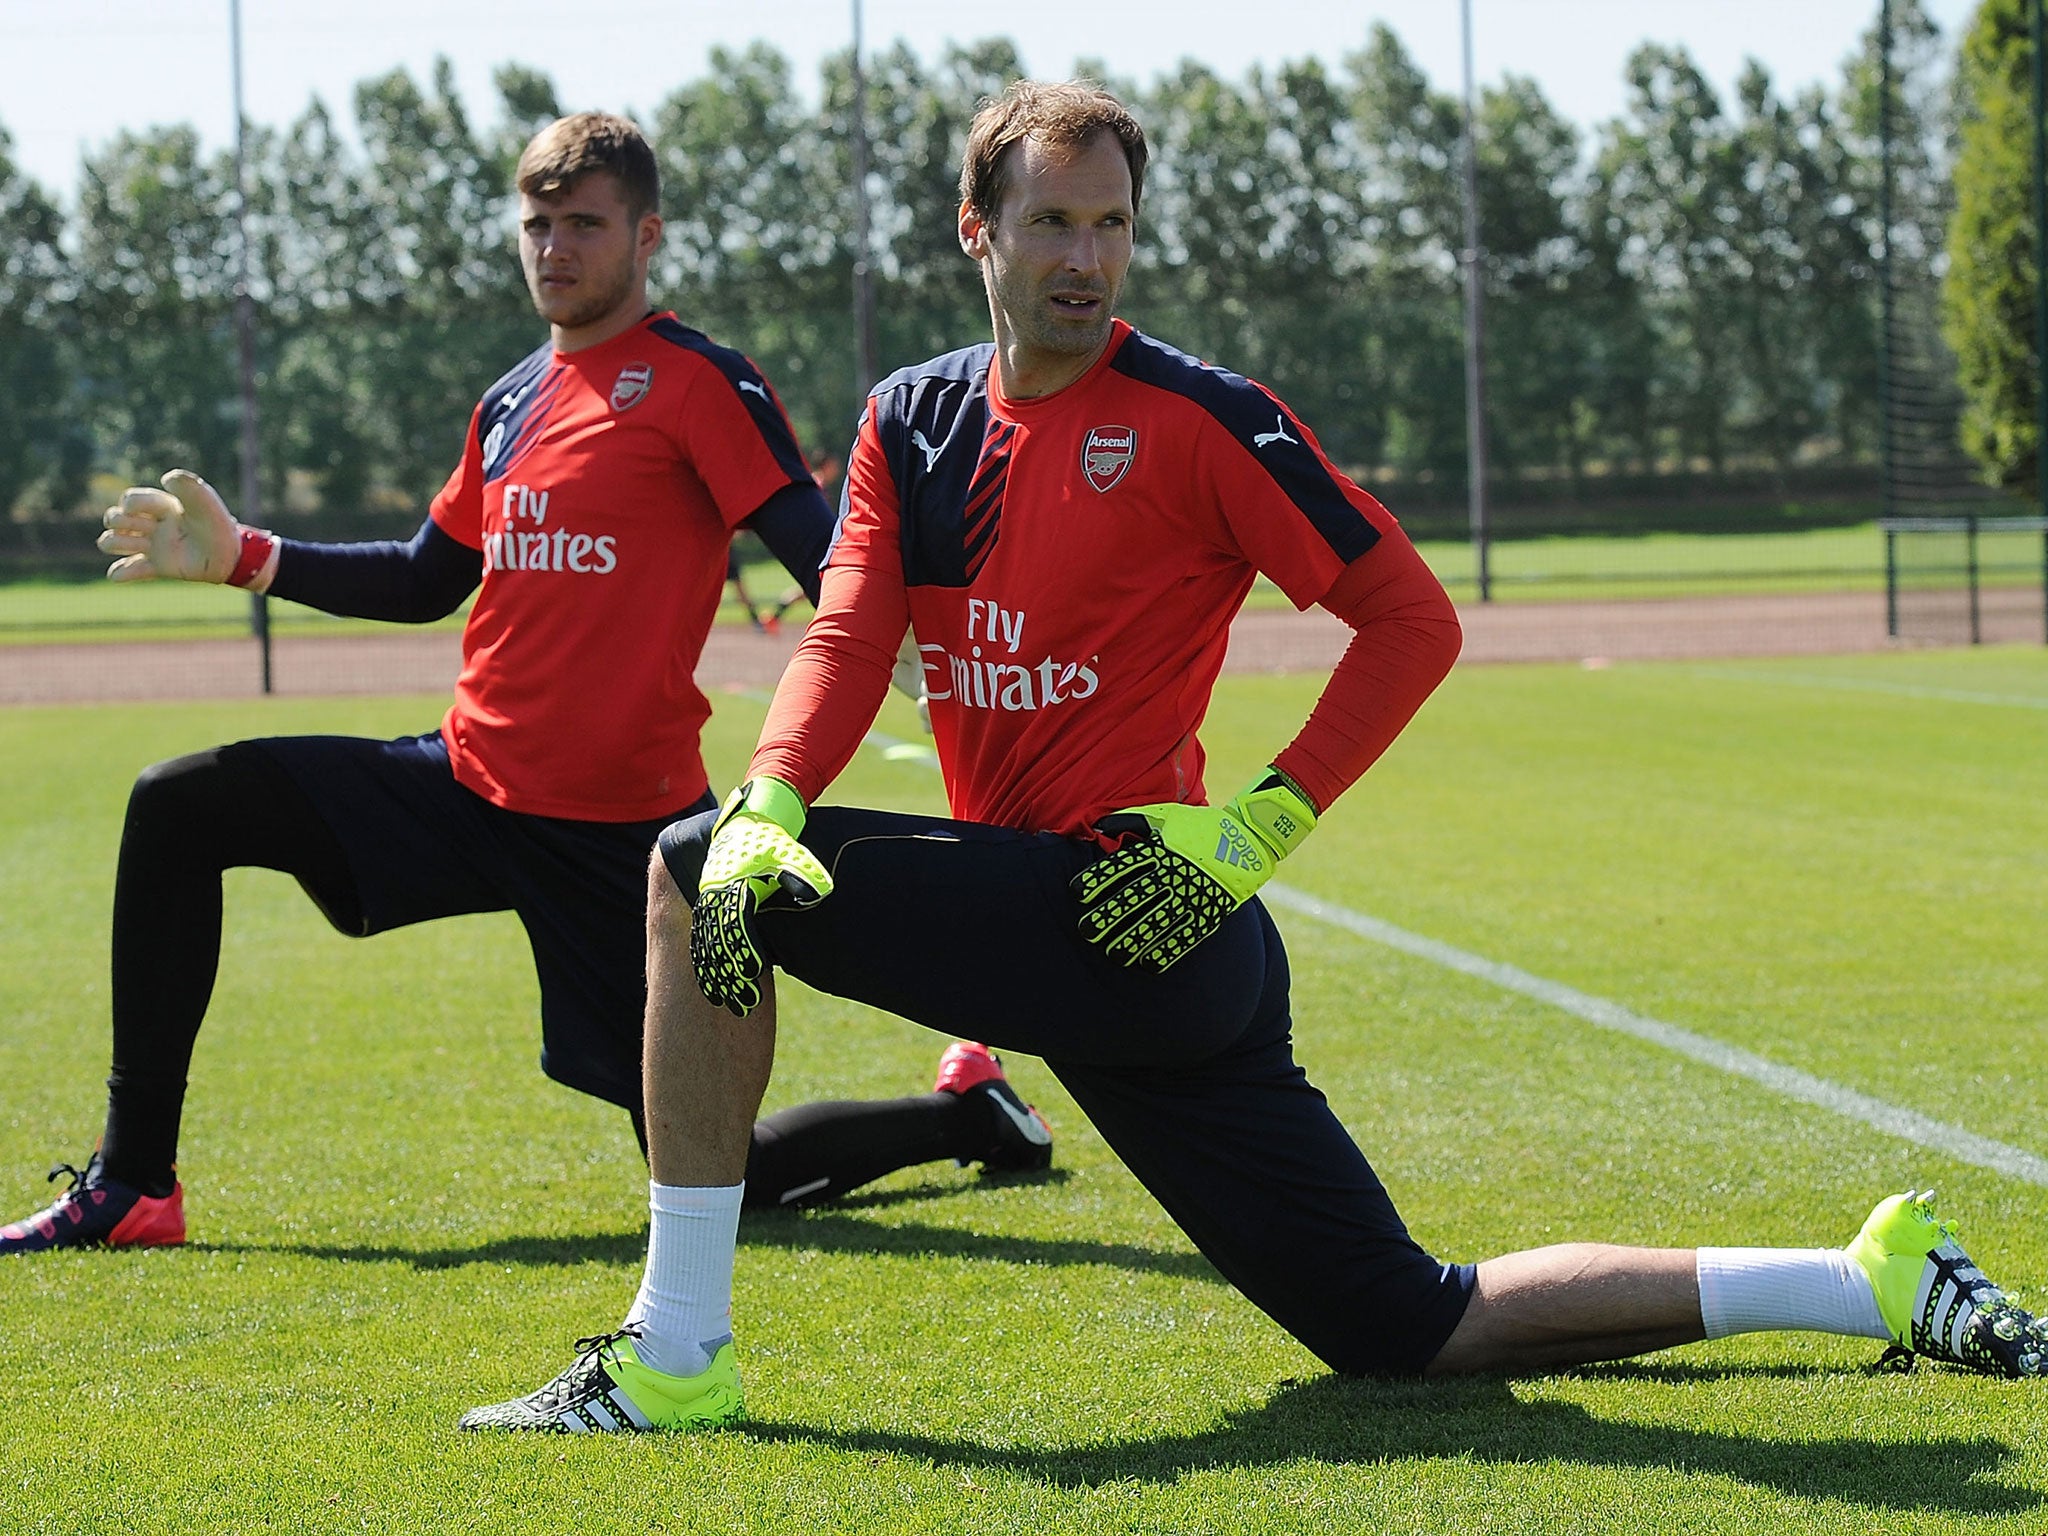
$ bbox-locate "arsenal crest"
[1081,425,1136,493]
[610,363,654,412]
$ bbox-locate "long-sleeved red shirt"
[752,322,1461,834]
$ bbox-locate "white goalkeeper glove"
[97,470,277,589]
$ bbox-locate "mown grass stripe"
[1261,883,2048,1187]
[809,700,2048,1186]
[1679,666,2048,709]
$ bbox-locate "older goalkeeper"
[465,83,2048,1434]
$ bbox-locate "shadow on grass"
[740,1371,2036,1516]
[741,1202,1219,1282]
[209,1190,1220,1285]
[828,1166,1070,1210]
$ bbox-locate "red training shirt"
[752,321,1461,836]
[429,312,811,821]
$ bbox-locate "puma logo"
[738,379,769,400]
[1253,415,1298,450]
[911,429,945,472]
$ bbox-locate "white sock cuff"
[1697,1246,1889,1342]
[626,1181,746,1378]
[649,1180,746,1218]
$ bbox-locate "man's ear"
[636,212,665,264]
[958,199,989,260]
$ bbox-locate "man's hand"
[97,471,244,584]
[690,777,834,1017]
[890,630,935,734]
[1072,768,1317,973]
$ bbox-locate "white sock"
[1696,1247,1890,1340]
[622,1180,744,1378]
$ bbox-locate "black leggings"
[101,744,360,1190]
[660,802,1476,1378]
[632,1097,991,1212]
[96,745,1003,1206]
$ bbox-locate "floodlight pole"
[2032,0,2048,541]
[1877,0,1897,530]
[229,0,270,692]
[849,0,879,395]
[1458,0,1493,602]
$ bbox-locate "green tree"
[1343,24,1468,485]
[348,59,537,503]
[1720,65,1874,479]
[1943,0,2042,491]
[654,43,855,455]
[1250,57,1374,464]
[1473,74,1593,485]
[1593,46,1748,474]
[11,28,1932,538]
[863,39,1020,388]
[1574,146,1662,476]
[1132,63,1290,382]
[1836,0,1954,465]
[71,126,241,485]
[0,122,79,526]
[262,97,380,519]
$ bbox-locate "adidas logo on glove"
[1212,822,1264,873]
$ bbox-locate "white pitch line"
[1262,884,2048,1188]
[738,688,2048,1186]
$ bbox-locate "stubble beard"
[989,258,1117,365]
[528,250,639,333]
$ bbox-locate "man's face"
[960,133,1135,386]
[517,173,657,337]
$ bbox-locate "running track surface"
[6,588,2043,706]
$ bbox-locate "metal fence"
[1883,516,2048,646]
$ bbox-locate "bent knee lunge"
[122,742,362,930]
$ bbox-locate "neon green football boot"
[458,1328,744,1432]
[1848,1190,2048,1378]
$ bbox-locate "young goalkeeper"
[2,112,1051,1257]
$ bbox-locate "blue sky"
[3,0,1980,197]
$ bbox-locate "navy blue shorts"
[257,731,712,1110]
[658,803,1474,1377]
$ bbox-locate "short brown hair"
[516,112,660,222]
[959,81,1147,222]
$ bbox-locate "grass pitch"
[2,650,2046,1534]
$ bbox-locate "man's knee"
[1318,1261,1478,1379]
[127,747,232,828]
[646,846,691,943]
[128,740,304,830]
[653,806,719,910]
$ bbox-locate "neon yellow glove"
[1072,767,1317,973]
[96,470,265,586]
[690,777,834,1017]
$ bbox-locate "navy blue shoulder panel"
[477,341,558,483]
[1108,330,1379,563]
[648,316,812,485]
[860,343,1000,589]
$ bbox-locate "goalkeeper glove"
[690,776,834,1017]
[1072,767,1317,974]
[97,470,276,588]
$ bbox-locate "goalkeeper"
[471,82,2047,1433]
[1,113,1052,1257]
